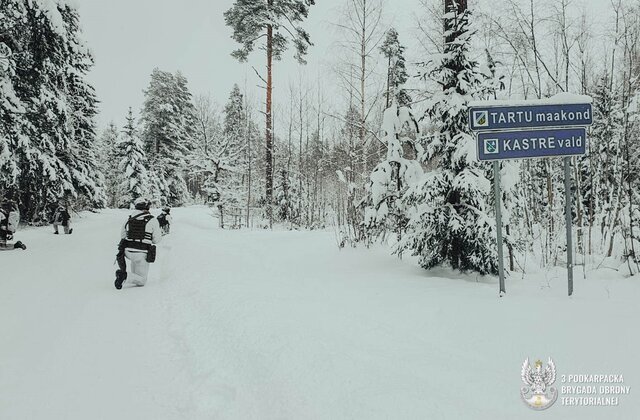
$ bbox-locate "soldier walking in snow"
[157,207,172,235]
[0,200,26,250]
[114,197,162,289]
[52,204,73,235]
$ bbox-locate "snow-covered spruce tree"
[224,0,315,217]
[98,122,122,207]
[60,4,106,211]
[275,143,302,226]
[174,71,198,148]
[218,84,247,207]
[168,71,197,203]
[141,69,195,206]
[364,101,421,242]
[0,1,23,195]
[399,3,502,275]
[0,0,105,220]
[363,28,418,243]
[117,108,149,207]
[275,168,294,222]
[380,28,412,108]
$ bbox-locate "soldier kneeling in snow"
[114,197,162,289]
[0,200,26,250]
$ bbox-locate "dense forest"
[2,0,640,275]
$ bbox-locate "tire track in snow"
[158,207,240,418]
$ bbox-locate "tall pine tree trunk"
[245,93,252,228]
[266,0,274,225]
[299,89,304,226]
[360,1,367,176]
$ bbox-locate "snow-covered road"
[1,207,638,419]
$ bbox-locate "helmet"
[162,207,171,214]
[134,197,151,211]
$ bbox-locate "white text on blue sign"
[477,128,587,161]
[469,103,592,131]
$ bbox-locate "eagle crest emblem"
[520,357,558,410]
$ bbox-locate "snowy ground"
[1,206,638,419]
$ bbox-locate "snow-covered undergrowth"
[1,206,638,419]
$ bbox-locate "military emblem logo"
[473,110,489,128]
[521,358,558,410]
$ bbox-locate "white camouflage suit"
[121,212,162,286]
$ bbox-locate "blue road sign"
[477,127,587,161]
[469,103,592,131]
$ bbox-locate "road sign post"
[564,157,574,296]
[494,161,505,295]
[469,97,592,297]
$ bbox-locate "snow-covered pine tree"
[0,0,104,221]
[165,71,196,205]
[361,28,419,242]
[174,71,197,154]
[218,84,247,208]
[98,122,122,207]
[380,28,412,108]
[117,108,149,207]
[212,85,247,220]
[59,4,106,210]
[364,101,420,242]
[275,168,296,222]
[224,0,315,217]
[273,145,305,226]
[0,1,23,194]
[399,2,502,275]
[141,68,195,206]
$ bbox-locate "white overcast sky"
[77,0,613,129]
[79,0,421,128]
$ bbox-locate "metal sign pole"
[494,161,506,295]
[564,157,574,296]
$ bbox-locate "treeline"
[0,0,103,222]
[4,0,640,276]
[99,71,387,230]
